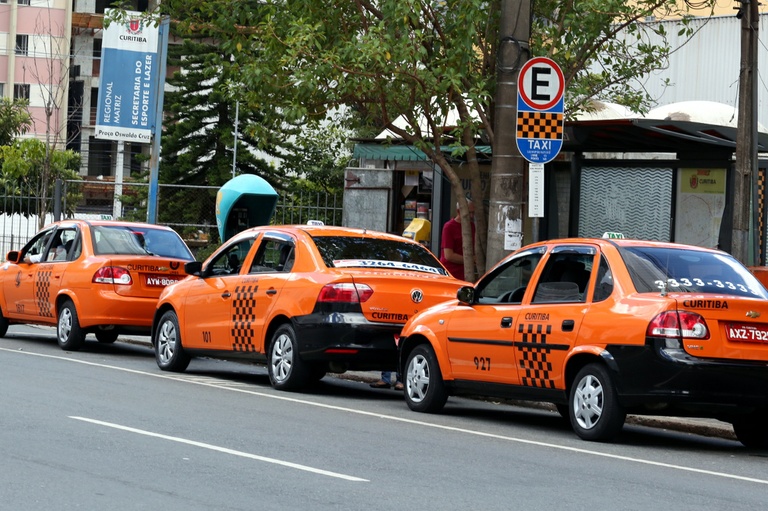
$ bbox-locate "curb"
[337,371,738,442]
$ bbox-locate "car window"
[250,239,295,274]
[208,238,255,276]
[312,236,448,276]
[21,229,55,263]
[91,225,194,260]
[620,246,768,299]
[46,228,78,262]
[532,248,595,304]
[592,256,614,302]
[476,249,545,304]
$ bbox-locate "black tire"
[307,364,327,382]
[0,307,9,337]
[555,403,569,419]
[95,330,118,344]
[732,413,768,449]
[57,300,85,351]
[154,310,190,372]
[268,324,308,391]
[404,344,448,413]
[569,363,626,441]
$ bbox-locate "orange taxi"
[151,224,467,390]
[398,238,768,447]
[0,220,194,350]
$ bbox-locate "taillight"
[647,311,709,340]
[93,266,132,285]
[317,283,373,303]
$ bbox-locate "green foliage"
[0,98,32,147]
[0,138,82,217]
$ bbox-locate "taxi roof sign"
[602,232,625,239]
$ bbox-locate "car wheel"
[95,330,119,344]
[569,363,626,441]
[268,324,308,391]
[0,307,8,337]
[732,413,768,448]
[57,300,85,351]
[154,310,190,372]
[404,344,448,413]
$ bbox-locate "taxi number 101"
[474,357,491,371]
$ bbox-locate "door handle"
[221,291,231,298]
[266,289,277,295]
[501,317,513,328]
[562,319,575,332]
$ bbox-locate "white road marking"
[69,416,368,482]
[4,346,768,486]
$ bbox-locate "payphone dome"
[216,174,278,242]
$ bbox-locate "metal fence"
[0,179,343,259]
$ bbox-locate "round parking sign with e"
[519,57,565,111]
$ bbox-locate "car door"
[181,235,257,350]
[3,228,56,319]
[514,245,597,390]
[234,235,295,353]
[444,248,545,383]
[36,227,79,319]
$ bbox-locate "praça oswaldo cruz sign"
[516,57,565,164]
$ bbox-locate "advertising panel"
[95,9,159,143]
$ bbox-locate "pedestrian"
[439,200,475,281]
[370,371,403,391]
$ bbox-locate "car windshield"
[620,246,767,299]
[312,235,449,276]
[92,225,194,260]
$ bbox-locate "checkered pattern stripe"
[517,323,554,388]
[35,269,54,318]
[516,112,563,139]
[231,284,258,352]
[759,168,765,263]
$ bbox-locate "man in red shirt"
[439,201,475,281]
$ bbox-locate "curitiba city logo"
[120,17,147,42]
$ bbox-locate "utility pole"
[486,0,532,268]
[732,0,759,264]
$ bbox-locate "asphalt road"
[2,327,767,510]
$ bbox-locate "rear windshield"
[620,246,767,299]
[312,236,448,276]
[92,225,194,260]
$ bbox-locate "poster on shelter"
[675,168,726,249]
[95,9,159,143]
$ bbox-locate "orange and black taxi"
[398,237,768,447]
[151,224,467,390]
[0,220,194,350]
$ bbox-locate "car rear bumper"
[292,312,401,370]
[73,289,156,330]
[607,339,768,414]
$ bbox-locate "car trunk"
[339,269,464,325]
[674,293,768,361]
[100,256,189,299]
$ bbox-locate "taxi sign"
[602,232,625,239]
[516,57,565,164]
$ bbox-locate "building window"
[0,84,4,97]
[15,35,29,56]
[18,0,30,5]
[14,84,30,101]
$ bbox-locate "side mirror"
[457,286,475,304]
[6,251,21,264]
[184,261,203,276]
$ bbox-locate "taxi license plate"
[146,274,183,287]
[725,323,768,343]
